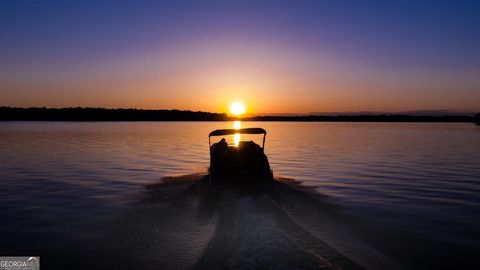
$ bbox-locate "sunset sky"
[1,1,479,115]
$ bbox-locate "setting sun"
[229,102,246,116]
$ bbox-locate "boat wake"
[65,173,400,270]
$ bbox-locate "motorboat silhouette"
[208,128,273,191]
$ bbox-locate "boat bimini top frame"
[208,128,267,152]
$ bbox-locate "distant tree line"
[0,107,477,122]
[245,114,476,123]
[0,107,228,121]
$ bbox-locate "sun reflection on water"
[233,120,241,130]
[233,133,240,146]
[233,121,241,146]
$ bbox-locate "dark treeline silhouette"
[0,107,227,121]
[476,113,480,125]
[245,114,475,123]
[0,107,477,122]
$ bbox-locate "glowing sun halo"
[229,102,246,116]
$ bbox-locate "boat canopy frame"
[209,128,267,150]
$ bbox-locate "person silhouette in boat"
[210,138,228,172]
[211,138,227,156]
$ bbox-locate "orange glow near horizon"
[2,40,478,114]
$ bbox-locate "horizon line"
[1,106,478,117]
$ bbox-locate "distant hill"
[308,110,476,117]
[0,107,476,122]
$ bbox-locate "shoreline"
[0,107,476,123]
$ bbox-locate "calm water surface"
[0,122,479,268]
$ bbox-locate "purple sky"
[1,0,479,114]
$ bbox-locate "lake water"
[0,122,479,269]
